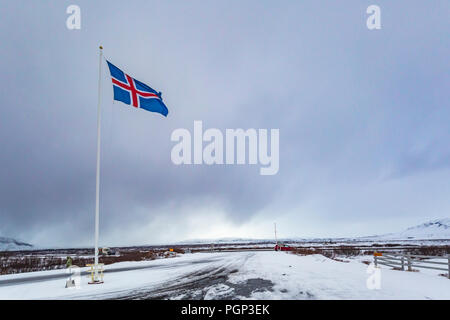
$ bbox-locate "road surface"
[0,252,271,299]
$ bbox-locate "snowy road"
[1,251,449,300]
[0,256,222,287]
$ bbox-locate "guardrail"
[374,252,449,279]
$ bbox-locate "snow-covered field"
[0,251,448,300]
[227,253,449,300]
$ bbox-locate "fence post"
[448,255,449,279]
[401,254,405,271]
[374,254,377,267]
[407,254,412,271]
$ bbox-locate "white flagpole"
[274,222,278,248]
[94,45,103,282]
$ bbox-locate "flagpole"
[94,45,103,282]
[274,222,278,249]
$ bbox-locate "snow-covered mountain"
[179,219,450,244]
[0,236,33,251]
[394,218,449,239]
[2,219,448,251]
[367,218,450,240]
[177,237,271,245]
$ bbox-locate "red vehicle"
[274,243,293,251]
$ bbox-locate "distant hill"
[370,218,450,240]
[2,219,448,250]
[0,236,33,251]
[179,218,450,244]
[177,237,271,245]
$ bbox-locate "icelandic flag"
[106,61,168,117]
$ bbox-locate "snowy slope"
[179,219,450,245]
[397,218,450,239]
[177,237,272,245]
[372,218,450,240]
[0,236,33,251]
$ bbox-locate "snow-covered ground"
[226,253,450,300]
[0,251,448,300]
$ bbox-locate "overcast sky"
[0,1,449,247]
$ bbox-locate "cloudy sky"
[0,1,449,247]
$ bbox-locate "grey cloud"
[0,1,449,246]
